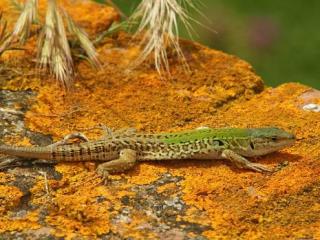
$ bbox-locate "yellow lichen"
[0,185,23,214]
[0,211,40,233]
[0,2,319,238]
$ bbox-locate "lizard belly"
[191,151,223,160]
[137,149,223,161]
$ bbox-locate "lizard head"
[247,128,295,156]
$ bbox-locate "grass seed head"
[130,0,198,74]
[38,0,73,89]
[64,11,100,68]
[0,12,13,56]
[12,0,38,43]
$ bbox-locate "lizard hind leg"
[96,149,137,184]
[221,149,273,173]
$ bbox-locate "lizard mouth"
[268,137,296,153]
[276,134,296,146]
[248,135,296,157]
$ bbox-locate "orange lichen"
[0,172,15,184]
[0,185,23,214]
[0,0,119,34]
[2,47,320,239]
[157,182,178,194]
[27,162,140,238]
[0,2,319,238]
[0,211,40,233]
[126,163,167,185]
[4,136,32,146]
[166,83,320,239]
[110,212,158,239]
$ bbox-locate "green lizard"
[0,127,295,179]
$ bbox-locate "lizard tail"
[0,145,52,159]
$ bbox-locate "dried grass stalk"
[0,12,13,55]
[130,0,197,74]
[64,12,100,68]
[6,0,100,89]
[12,0,38,43]
[38,0,73,88]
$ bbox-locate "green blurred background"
[97,0,320,89]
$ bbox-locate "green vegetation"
[105,0,319,89]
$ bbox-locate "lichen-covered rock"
[0,3,319,239]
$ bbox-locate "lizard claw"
[245,162,273,173]
[222,149,273,173]
[96,166,110,185]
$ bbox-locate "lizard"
[0,127,295,180]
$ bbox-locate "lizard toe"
[248,163,273,173]
[96,166,110,185]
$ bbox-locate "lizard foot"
[96,166,110,185]
[222,149,273,173]
[96,149,137,185]
[243,162,273,173]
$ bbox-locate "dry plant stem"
[12,0,38,43]
[64,12,100,68]
[130,0,196,74]
[7,0,99,88]
[0,37,12,56]
[0,12,12,55]
[38,0,74,89]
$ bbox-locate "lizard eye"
[271,137,278,141]
[214,140,224,146]
[250,142,255,149]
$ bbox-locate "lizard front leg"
[96,149,137,184]
[221,149,272,173]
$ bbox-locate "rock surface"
[0,1,320,239]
